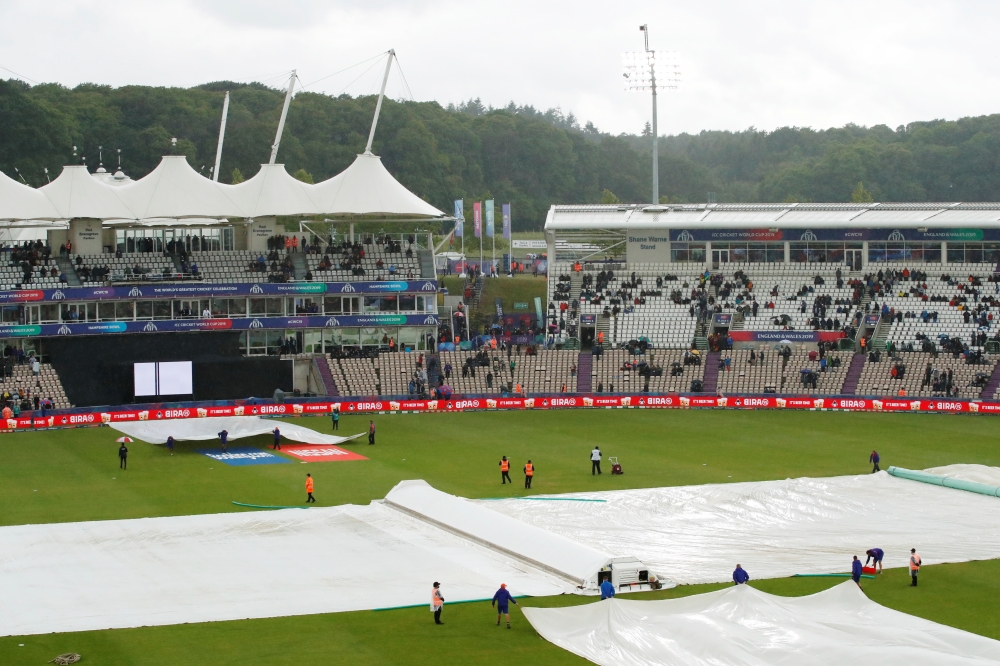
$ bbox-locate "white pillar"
[783,241,790,264]
[941,241,948,264]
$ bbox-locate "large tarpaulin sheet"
[108,415,361,445]
[385,480,612,586]
[924,463,1000,486]
[0,501,570,637]
[523,582,1000,666]
[480,470,1000,585]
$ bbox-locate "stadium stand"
[855,351,995,399]
[592,348,706,393]
[76,253,177,286]
[0,360,71,410]
[715,348,854,395]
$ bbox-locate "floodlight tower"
[623,26,680,204]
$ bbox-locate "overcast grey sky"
[2,0,999,136]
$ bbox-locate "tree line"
[3,77,1000,230]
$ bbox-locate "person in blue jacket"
[217,429,228,453]
[492,583,518,628]
[869,450,880,473]
[865,548,884,574]
[600,578,616,599]
[852,555,863,587]
[733,564,750,585]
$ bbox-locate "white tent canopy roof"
[40,165,136,220]
[233,163,325,218]
[115,156,244,220]
[314,153,445,217]
[0,170,64,222]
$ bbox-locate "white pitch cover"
[108,415,360,445]
[523,582,1000,665]
[481,470,1000,585]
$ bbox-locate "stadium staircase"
[980,361,1000,399]
[56,257,82,286]
[870,316,890,352]
[596,316,611,349]
[315,356,340,396]
[427,353,441,388]
[702,351,721,393]
[290,253,308,281]
[841,354,866,395]
[730,311,745,331]
[576,352,593,392]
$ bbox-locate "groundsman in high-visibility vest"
[523,460,534,489]
[500,456,511,484]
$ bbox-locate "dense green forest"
[3,77,1000,230]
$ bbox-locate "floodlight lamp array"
[622,51,681,92]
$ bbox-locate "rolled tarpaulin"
[887,466,1000,498]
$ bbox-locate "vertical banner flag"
[485,200,495,237]
[502,203,511,239]
[453,200,464,237]
[473,201,482,238]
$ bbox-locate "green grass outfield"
[2,409,1000,664]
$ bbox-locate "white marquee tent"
[312,153,445,217]
[0,169,63,221]
[233,163,325,217]
[39,165,136,220]
[114,156,245,220]
[2,152,446,224]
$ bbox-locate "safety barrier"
[5,392,1000,432]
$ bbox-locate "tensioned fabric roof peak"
[40,165,135,220]
[0,169,62,221]
[232,164,325,218]
[115,156,245,221]
[313,152,445,218]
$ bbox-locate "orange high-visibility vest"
[597,332,604,343]
[515,383,522,394]
[910,553,921,571]
[490,338,497,349]
[500,459,509,472]
[305,477,314,493]
[524,463,533,476]
[431,589,443,608]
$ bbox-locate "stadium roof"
[0,170,62,221]
[40,165,136,220]
[232,163,325,218]
[313,153,445,217]
[545,203,1000,230]
[0,154,447,223]
[115,156,244,221]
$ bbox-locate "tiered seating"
[438,350,503,393]
[189,251,259,283]
[377,352,426,395]
[77,253,176,286]
[856,352,995,399]
[0,258,62,289]
[865,263,998,351]
[715,349,853,395]
[330,356,379,397]
[507,350,579,393]
[555,262,703,349]
[306,246,422,282]
[722,263,859,333]
[591,349,705,393]
[1,361,71,409]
